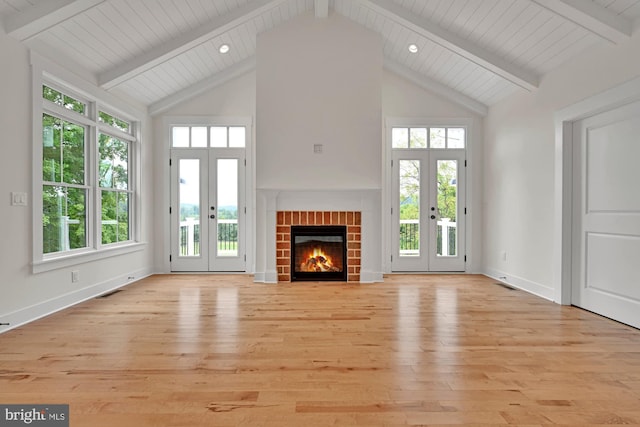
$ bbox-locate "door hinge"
[244,159,246,166]
[169,206,172,214]
[464,207,467,215]
[244,207,247,214]
[169,158,172,166]
[391,159,393,167]
[465,160,467,167]
[464,255,467,262]
[391,255,393,262]
[244,254,246,261]
[391,207,393,215]
[170,254,172,262]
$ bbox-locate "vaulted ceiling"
[1,0,639,116]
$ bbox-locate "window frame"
[32,56,144,273]
[391,126,468,150]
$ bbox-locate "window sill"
[32,242,147,274]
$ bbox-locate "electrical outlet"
[71,271,79,283]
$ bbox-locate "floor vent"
[97,290,123,298]
[495,282,517,291]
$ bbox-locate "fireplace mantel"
[254,189,383,283]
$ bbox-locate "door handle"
[210,214,216,219]
[430,215,436,219]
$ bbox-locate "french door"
[391,149,466,272]
[170,148,245,272]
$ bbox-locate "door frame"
[383,117,474,274]
[162,116,254,274]
[554,75,640,304]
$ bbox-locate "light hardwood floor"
[1,274,640,426]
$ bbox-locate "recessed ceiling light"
[219,44,230,54]
[408,44,419,54]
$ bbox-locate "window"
[392,127,466,149]
[172,125,246,148]
[36,81,140,268]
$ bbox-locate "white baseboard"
[0,268,153,334]
[253,270,278,283]
[360,270,384,283]
[483,268,555,301]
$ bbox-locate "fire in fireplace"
[291,225,347,281]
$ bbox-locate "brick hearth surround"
[276,211,361,282]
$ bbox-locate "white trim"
[553,74,640,304]
[98,0,285,89]
[32,54,145,271]
[484,268,554,301]
[31,52,147,118]
[4,0,105,41]
[32,242,146,274]
[0,267,153,335]
[359,270,384,283]
[359,0,538,91]
[530,0,632,45]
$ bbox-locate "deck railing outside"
[179,218,237,256]
[400,219,457,257]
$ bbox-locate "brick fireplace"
[276,211,361,282]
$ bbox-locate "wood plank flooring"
[1,274,640,426]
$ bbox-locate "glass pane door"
[209,150,245,271]
[429,152,465,271]
[392,151,429,271]
[391,150,465,272]
[170,150,209,271]
[170,149,246,272]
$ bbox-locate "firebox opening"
[291,225,347,281]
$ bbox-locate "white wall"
[0,32,155,332]
[254,12,384,281]
[484,32,640,300]
[256,12,382,190]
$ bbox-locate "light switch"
[313,144,323,154]
[11,192,28,206]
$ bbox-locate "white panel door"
[572,101,640,328]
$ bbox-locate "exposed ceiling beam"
[4,0,105,41]
[315,0,329,18]
[530,0,632,44]
[148,56,256,116]
[99,0,287,90]
[384,59,488,117]
[359,0,539,92]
